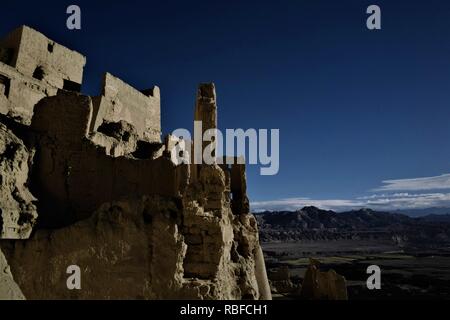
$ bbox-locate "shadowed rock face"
[28,92,189,227]
[0,26,271,300]
[0,248,25,299]
[1,193,264,299]
[0,123,37,239]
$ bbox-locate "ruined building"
[0,25,271,299]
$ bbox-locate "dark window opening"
[0,48,14,65]
[47,43,54,53]
[0,74,11,98]
[63,79,81,92]
[32,66,45,80]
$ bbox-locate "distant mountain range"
[418,214,450,223]
[394,207,450,217]
[255,206,450,248]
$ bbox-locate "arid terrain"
[257,207,450,299]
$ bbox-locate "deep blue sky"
[3,0,450,211]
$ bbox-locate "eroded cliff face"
[0,26,271,300]
[0,123,37,239]
[1,170,269,299]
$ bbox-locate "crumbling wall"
[1,195,180,299]
[220,159,250,215]
[90,73,161,143]
[0,60,58,124]
[0,28,20,66]
[195,83,217,134]
[0,26,85,89]
[30,92,187,226]
[0,26,85,124]
[182,165,231,280]
[0,25,271,300]
[194,83,217,160]
[0,191,267,299]
[0,84,270,300]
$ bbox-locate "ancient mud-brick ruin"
[0,26,271,299]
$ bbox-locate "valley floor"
[262,240,450,300]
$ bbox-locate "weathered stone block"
[90,73,161,143]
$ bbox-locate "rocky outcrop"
[0,248,25,299]
[0,123,37,239]
[267,266,298,295]
[299,259,348,300]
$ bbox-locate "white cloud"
[373,173,450,192]
[251,174,450,212]
[250,197,365,212]
[250,192,450,212]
